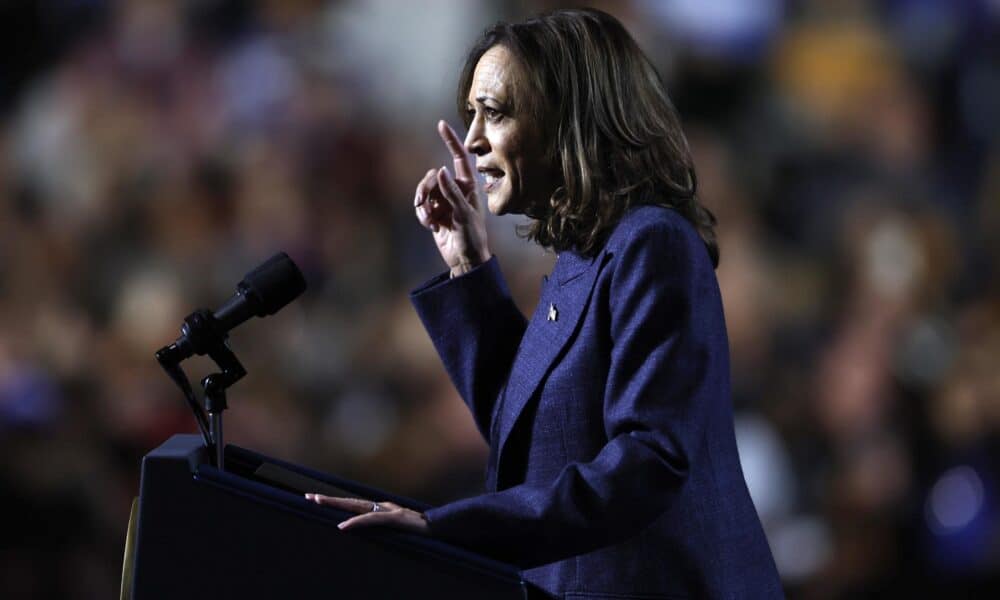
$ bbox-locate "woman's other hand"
[305,493,430,535]
[415,120,491,278]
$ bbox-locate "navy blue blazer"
[411,206,783,599]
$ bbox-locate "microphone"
[157,252,307,365]
[213,252,307,333]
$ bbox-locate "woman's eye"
[467,106,503,123]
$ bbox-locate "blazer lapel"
[493,250,609,478]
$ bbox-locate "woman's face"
[464,45,558,216]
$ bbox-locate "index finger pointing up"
[438,120,474,183]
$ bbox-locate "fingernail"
[304,493,312,499]
[337,522,348,530]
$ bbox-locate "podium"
[130,434,541,599]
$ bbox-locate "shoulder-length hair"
[457,8,719,267]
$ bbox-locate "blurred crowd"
[0,0,997,597]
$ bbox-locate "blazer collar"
[551,251,596,286]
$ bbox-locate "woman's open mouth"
[479,168,504,192]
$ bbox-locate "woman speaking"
[308,8,783,599]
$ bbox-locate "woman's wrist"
[449,252,491,278]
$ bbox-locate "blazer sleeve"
[410,257,528,441]
[422,219,728,568]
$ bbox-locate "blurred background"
[1,0,997,597]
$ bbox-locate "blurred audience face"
[463,45,558,216]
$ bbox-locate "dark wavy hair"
[457,8,719,267]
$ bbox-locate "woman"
[307,9,783,599]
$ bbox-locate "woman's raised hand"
[415,120,491,277]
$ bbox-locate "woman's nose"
[464,119,489,156]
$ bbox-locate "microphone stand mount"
[156,309,247,471]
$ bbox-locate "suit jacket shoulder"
[604,205,711,267]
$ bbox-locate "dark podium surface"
[131,434,539,599]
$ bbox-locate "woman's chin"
[488,190,529,217]
[487,194,510,216]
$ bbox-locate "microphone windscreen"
[239,252,307,316]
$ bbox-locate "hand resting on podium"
[305,493,430,535]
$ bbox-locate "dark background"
[1,0,998,597]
